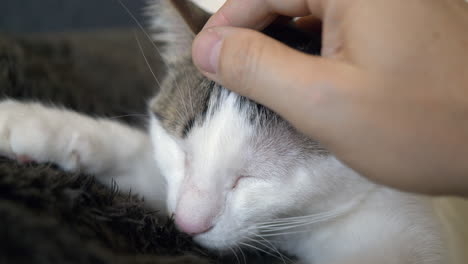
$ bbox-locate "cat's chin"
[193,227,253,251]
[193,236,228,250]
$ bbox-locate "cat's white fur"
[0,0,467,263]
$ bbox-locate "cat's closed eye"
[232,175,253,190]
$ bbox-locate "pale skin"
[191,0,468,196]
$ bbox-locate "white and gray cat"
[1,1,467,263]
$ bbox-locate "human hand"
[191,0,468,196]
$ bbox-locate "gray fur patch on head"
[150,60,213,137]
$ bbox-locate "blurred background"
[0,0,161,126]
[0,0,146,33]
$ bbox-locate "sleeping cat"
[0,1,467,263]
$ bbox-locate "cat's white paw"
[0,100,99,173]
[0,99,165,209]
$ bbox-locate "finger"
[192,26,365,138]
[204,0,324,30]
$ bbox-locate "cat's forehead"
[150,62,268,137]
[150,57,279,135]
[150,63,327,156]
[150,61,211,137]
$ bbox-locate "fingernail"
[193,29,222,74]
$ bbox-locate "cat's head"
[147,0,363,251]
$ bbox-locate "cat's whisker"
[116,0,166,66]
[256,196,363,228]
[118,0,189,109]
[251,206,354,240]
[257,217,321,226]
[259,228,325,238]
[256,220,308,228]
[187,74,195,116]
[259,208,358,237]
[254,243,289,264]
[258,211,343,228]
[134,31,162,89]
[259,219,328,233]
[245,237,278,262]
[258,211,347,232]
[247,234,292,264]
[108,113,148,120]
[229,246,241,264]
[256,213,338,227]
[239,241,290,263]
[236,244,247,264]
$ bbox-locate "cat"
[0,1,466,263]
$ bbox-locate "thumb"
[192,27,366,140]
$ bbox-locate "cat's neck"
[261,156,376,256]
[272,170,439,263]
[300,156,378,215]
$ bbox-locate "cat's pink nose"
[175,213,213,235]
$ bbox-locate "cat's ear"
[148,0,211,64]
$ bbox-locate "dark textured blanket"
[0,30,274,264]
